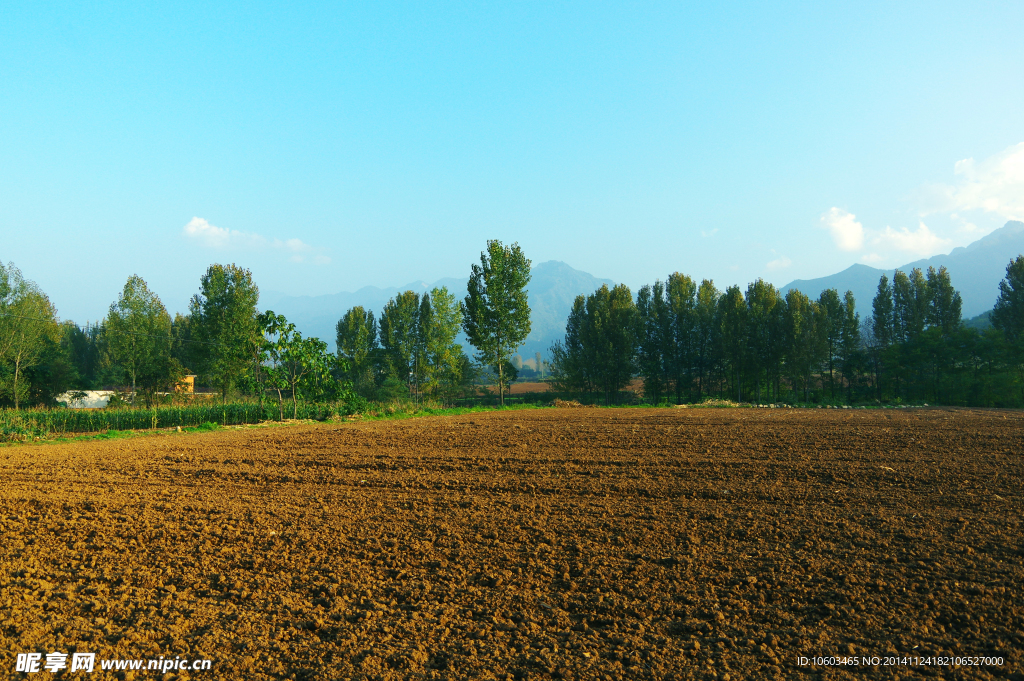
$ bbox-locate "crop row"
[0,402,344,440]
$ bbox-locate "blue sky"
[3,1,1023,323]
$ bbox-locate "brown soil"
[509,383,552,394]
[1,408,1022,680]
[503,380,643,395]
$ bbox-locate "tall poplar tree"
[103,275,179,406]
[718,285,747,402]
[379,290,421,392]
[992,255,1024,401]
[0,263,59,409]
[745,279,784,402]
[420,286,467,403]
[462,240,532,406]
[693,280,721,401]
[336,306,378,395]
[666,273,697,402]
[636,281,670,403]
[817,288,844,401]
[189,264,261,402]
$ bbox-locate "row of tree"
[549,258,1024,406]
[0,262,341,414]
[336,288,470,403]
[1,239,537,410]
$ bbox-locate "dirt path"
[1,408,1021,680]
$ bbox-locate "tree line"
[1,239,535,411]
[0,262,341,414]
[6,246,1020,410]
[549,258,1024,407]
[336,240,533,406]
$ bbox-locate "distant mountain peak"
[782,220,1024,318]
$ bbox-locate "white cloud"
[766,256,791,271]
[925,142,1024,220]
[860,253,884,264]
[701,228,718,238]
[871,221,951,257]
[182,217,328,265]
[277,238,312,254]
[183,217,266,249]
[819,208,864,251]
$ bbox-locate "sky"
[2,1,1023,324]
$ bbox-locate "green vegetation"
[0,262,62,408]
[3,241,1022,414]
[0,401,347,442]
[188,264,262,402]
[337,286,470,405]
[103,275,183,406]
[550,262,1024,407]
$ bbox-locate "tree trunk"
[276,388,284,421]
[13,358,20,410]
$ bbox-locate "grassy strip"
[0,402,548,446]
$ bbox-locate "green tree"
[462,240,532,406]
[636,281,670,403]
[693,280,721,401]
[549,296,591,395]
[870,274,895,400]
[783,289,821,402]
[993,255,1024,344]
[586,284,637,402]
[992,255,1024,401]
[926,266,962,335]
[25,321,81,406]
[261,311,334,418]
[379,290,421,393]
[745,279,784,403]
[718,285,747,402]
[189,264,261,403]
[103,275,180,406]
[336,306,378,396]
[666,273,698,402]
[420,286,467,404]
[839,290,861,402]
[924,266,962,402]
[0,262,60,409]
[817,288,844,401]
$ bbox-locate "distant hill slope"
[261,260,614,359]
[781,220,1024,318]
[964,309,994,331]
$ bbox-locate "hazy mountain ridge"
[262,261,614,358]
[781,220,1024,319]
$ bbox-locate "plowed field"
[1,408,1022,681]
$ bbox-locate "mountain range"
[264,220,1024,357]
[781,220,1024,320]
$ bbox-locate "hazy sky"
[3,1,1023,323]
